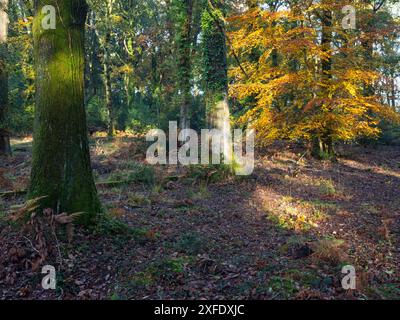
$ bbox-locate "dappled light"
[0,0,399,303]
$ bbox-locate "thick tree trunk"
[0,0,11,156]
[202,4,232,163]
[177,0,194,131]
[30,0,101,225]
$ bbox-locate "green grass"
[173,232,207,255]
[267,276,299,299]
[94,213,152,243]
[318,179,337,196]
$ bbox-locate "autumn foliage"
[228,0,399,154]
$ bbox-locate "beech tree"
[229,0,399,157]
[29,0,101,225]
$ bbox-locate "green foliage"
[174,232,206,255]
[267,276,298,298]
[318,179,337,196]
[129,256,192,290]
[94,212,150,242]
[379,122,400,145]
[201,7,229,104]
[128,163,156,186]
[87,95,108,129]
[188,163,234,184]
[107,163,156,186]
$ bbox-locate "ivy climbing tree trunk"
[177,0,194,131]
[202,1,232,163]
[0,0,11,156]
[30,0,101,225]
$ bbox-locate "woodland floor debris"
[0,137,399,300]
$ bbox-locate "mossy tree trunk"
[30,0,101,225]
[202,1,232,163]
[176,0,194,131]
[0,0,11,156]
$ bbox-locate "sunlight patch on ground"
[10,136,33,149]
[253,187,329,232]
[341,158,400,179]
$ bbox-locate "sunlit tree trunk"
[0,0,11,156]
[312,2,334,158]
[30,0,101,225]
[202,2,232,163]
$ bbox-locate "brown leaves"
[53,212,83,225]
[0,168,13,190]
[7,196,46,222]
[5,198,83,272]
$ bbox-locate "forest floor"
[0,135,399,300]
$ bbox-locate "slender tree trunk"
[362,41,375,96]
[202,2,232,163]
[391,74,396,109]
[0,0,11,156]
[177,0,194,131]
[102,0,115,137]
[30,0,101,225]
[361,5,378,97]
[85,10,102,105]
[103,32,115,137]
[312,2,334,158]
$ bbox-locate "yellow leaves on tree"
[227,2,399,147]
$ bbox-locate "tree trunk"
[85,10,102,105]
[103,32,115,137]
[312,2,334,159]
[202,3,232,163]
[102,0,115,137]
[177,0,194,131]
[391,74,396,109]
[30,0,101,225]
[0,0,11,156]
[361,5,377,97]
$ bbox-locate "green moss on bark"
[201,6,229,124]
[29,0,101,226]
[201,4,232,162]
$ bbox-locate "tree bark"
[101,0,115,137]
[103,31,115,137]
[312,2,334,159]
[177,0,194,131]
[202,2,232,163]
[30,0,101,225]
[0,0,11,156]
